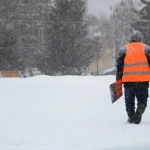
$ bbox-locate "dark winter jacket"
[116,31,150,88]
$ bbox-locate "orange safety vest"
[122,42,150,82]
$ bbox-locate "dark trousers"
[124,87,149,112]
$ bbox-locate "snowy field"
[0,75,150,150]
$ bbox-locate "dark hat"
[130,30,144,42]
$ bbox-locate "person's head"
[129,30,144,43]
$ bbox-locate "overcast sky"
[87,0,121,16]
[88,0,141,16]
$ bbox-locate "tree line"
[0,0,149,75]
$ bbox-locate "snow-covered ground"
[0,75,150,150]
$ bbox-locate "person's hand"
[117,79,122,84]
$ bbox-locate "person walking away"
[116,30,150,124]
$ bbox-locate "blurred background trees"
[0,0,148,75]
[132,0,150,45]
[0,28,22,70]
[44,0,95,75]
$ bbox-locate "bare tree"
[109,0,139,64]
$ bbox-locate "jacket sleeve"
[145,45,150,66]
[116,46,126,81]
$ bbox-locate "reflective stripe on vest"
[124,62,149,67]
[122,42,150,82]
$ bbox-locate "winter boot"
[134,104,145,124]
[127,111,135,123]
